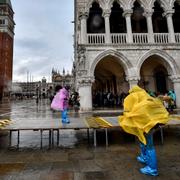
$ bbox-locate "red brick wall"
[0,32,14,99]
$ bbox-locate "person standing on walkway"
[59,85,70,123]
[51,85,70,124]
[118,85,169,176]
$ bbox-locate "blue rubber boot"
[137,143,147,164]
[140,133,158,176]
[140,148,158,176]
[62,109,70,124]
[61,110,67,123]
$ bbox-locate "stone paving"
[0,99,180,179]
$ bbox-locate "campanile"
[0,0,15,100]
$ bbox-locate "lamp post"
[36,85,39,104]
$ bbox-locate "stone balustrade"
[175,33,180,43]
[111,33,127,44]
[154,33,169,44]
[87,34,105,44]
[85,33,180,45]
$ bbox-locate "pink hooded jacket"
[51,87,69,111]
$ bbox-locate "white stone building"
[74,0,180,111]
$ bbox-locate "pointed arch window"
[87,2,105,33]
[173,2,180,32]
[131,1,147,33]
[0,19,5,25]
[152,1,168,33]
[110,1,126,33]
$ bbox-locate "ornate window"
[132,1,147,33]
[152,1,168,33]
[87,2,105,33]
[173,2,180,32]
[110,1,126,33]
[0,19,5,25]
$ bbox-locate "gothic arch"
[85,0,105,13]
[107,0,133,11]
[137,49,179,77]
[131,0,156,10]
[90,49,134,78]
[108,0,123,9]
[154,0,175,11]
[175,0,180,5]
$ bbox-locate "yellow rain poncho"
[118,86,169,145]
[0,119,11,128]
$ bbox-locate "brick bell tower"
[0,0,15,100]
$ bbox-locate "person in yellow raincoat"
[118,85,169,176]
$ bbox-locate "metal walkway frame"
[2,116,180,149]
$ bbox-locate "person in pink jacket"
[51,85,70,123]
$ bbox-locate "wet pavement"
[0,99,180,179]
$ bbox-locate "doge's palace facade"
[74,0,180,111]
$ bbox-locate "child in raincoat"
[118,85,169,176]
[51,86,70,123]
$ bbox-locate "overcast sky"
[11,0,74,82]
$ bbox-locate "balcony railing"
[154,33,169,44]
[175,33,180,43]
[86,33,180,45]
[111,33,127,44]
[133,33,148,44]
[87,34,105,44]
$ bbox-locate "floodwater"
[0,99,123,149]
[0,99,89,149]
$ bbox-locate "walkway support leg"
[40,129,43,149]
[105,128,108,147]
[9,130,12,147]
[17,130,20,149]
[93,129,97,147]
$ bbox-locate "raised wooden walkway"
[1,114,180,149]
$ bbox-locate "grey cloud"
[11,0,74,82]
[15,38,48,51]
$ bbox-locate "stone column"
[103,10,111,44]
[79,13,88,44]
[171,76,180,108]
[144,10,154,43]
[78,77,94,112]
[127,77,139,89]
[123,10,133,43]
[164,10,175,43]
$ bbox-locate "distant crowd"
[92,91,127,108]
[49,85,176,113]
[92,90,176,112]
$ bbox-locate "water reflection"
[0,99,125,149]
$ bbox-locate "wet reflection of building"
[74,0,180,111]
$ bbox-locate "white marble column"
[172,77,180,108]
[127,77,139,89]
[123,10,133,43]
[103,10,111,44]
[144,11,154,43]
[80,13,88,44]
[164,10,175,43]
[78,77,94,112]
